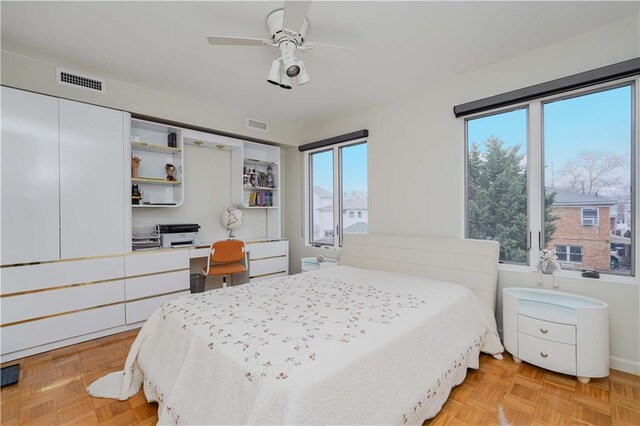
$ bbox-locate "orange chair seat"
[202,263,246,276]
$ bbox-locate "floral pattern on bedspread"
[160,273,426,381]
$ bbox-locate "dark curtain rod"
[298,129,369,152]
[454,57,640,118]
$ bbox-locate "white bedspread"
[88,266,503,425]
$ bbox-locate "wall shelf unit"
[131,141,182,154]
[231,141,281,239]
[130,119,184,207]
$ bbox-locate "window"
[306,141,367,248]
[556,245,583,263]
[581,208,599,226]
[465,80,635,277]
[309,149,334,246]
[466,108,528,264]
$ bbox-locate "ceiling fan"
[207,0,357,89]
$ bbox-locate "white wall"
[284,16,640,373]
[1,50,295,244]
[0,50,298,146]
[132,144,267,242]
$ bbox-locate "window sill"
[498,264,638,285]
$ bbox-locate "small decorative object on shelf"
[266,165,275,188]
[316,255,325,263]
[243,166,250,186]
[131,156,141,178]
[538,249,561,288]
[220,207,244,238]
[131,184,141,205]
[167,132,177,148]
[165,163,177,181]
[250,168,257,187]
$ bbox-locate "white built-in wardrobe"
[0,87,134,361]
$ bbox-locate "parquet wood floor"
[1,329,638,425]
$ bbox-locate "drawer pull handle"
[540,328,548,334]
[540,352,548,358]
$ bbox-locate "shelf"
[243,205,279,209]
[132,204,178,208]
[132,177,182,185]
[244,158,278,167]
[243,186,278,191]
[132,141,181,154]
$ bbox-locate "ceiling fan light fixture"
[279,41,300,77]
[267,58,282,85]
[279,72,293,89]
[296,60,310,85]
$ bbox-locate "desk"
[189,239,289,282]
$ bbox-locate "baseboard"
[610,356,640,375]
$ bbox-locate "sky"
[312,142,368,194]
[467,85,633,190]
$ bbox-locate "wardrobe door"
[1,87,60,264]
[59,100,125,258]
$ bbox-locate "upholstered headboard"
[340,234,500,311]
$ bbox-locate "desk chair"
[200,239,247,290]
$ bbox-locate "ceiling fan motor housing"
[266,8,309,46]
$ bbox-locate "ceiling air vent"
[246,118,268,132]
[56,68,105,93]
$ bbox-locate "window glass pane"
[544,85,633,275]
[466,108,528,264]
[310,150,334,245]
[340,143,368,242]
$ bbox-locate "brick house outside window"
[546,188,616,271]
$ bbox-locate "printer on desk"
[156,224,200,248]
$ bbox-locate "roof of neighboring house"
[546,187,617,207]
[317,197,368,211]
[343,222,369,233]
[610,235,631,245]
[313,186,333,198]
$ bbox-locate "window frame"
[462,76,638,280]
[581,207,599,226]
[304,138,368,250]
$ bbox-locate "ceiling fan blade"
[206,35,269,46]
[283,0,312,33]
[303,41,360,55]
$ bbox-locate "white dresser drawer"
[1,280,124,325]
[247,241,287,260]
[518,314,576,345]
[251,272,287,283]
[1,256,125,294]
[518,332,576,376]
[1,305,125,355]
[125,270,189,300]
[250,256,288,277]
[125,250,189,276]
[126,291,189,324]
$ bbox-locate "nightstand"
[503,287,609,384]
[301,257,339,272]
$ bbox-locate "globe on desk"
[220,207,244,238]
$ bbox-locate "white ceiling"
[1,1,637,128]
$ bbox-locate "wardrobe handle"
[540,352,548,358]
[540,328,548,334]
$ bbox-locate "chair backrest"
[210,240,245,263]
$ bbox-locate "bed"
[88,234,504,425]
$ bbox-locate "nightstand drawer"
[518,332,576,375]
[518,314,576,344]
